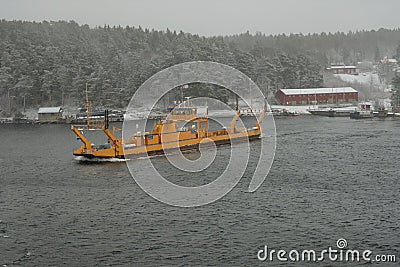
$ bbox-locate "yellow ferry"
[72,105,266,159]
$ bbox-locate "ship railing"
[166,114,198,121]
[72,119,105,130]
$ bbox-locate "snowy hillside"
[334,73,380,86]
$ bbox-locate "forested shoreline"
[1,20,400,115]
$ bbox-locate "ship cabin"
[127,106,212,148]
[166,106,198,121]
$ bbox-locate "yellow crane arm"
[103,127,119,143]
[228,111,241,134]
[71,126,92,149]
[103,127,124,156]
[255,110,266,128]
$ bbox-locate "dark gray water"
[1,117,399,266]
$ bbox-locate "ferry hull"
[73,131,261,159]
[133,133,261,159]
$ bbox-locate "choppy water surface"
[0,117,399,266]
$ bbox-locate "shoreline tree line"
[1,20,400,115]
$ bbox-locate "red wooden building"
[276,87,358,106]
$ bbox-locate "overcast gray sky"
[1,0,399,36]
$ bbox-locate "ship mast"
[249,79,253,111]
[85,82,92,129]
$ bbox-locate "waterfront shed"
[38,107,63,121]
[326,65,358,75]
